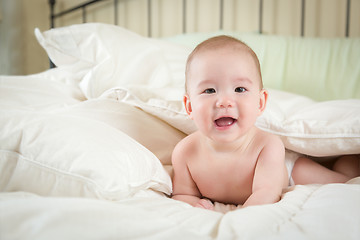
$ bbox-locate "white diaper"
[285,150,301,186]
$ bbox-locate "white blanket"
[1,70,359,240]
[2,23,360,239]
[1,180,359,239]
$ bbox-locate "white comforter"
[1,69,360,240]
[1,180,359,240]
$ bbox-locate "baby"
[171,35,359,210]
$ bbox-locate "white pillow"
[101,86,196,135]
[101,87,360,157]
[0,106,172,200]
[60,99,186,165]
[35,23,192,99]
[36,24,360,101]
[257,89,360,157]
[35,23,359,157]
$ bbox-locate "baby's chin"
[207,126,255,143]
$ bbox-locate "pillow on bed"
[35,23,192,99]
[0,107,172,200]
[102,87,360,158]
[61,99,186,165]
[257,89,360,157]
[36,23,360,101]
[35,23,359,157]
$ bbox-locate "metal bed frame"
[48,0,352,68]
[49,0,352,37]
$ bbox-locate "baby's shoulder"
[174,132,199,150]
[255,129,285,161]
[255,128,284,149]
[172,132,200,163]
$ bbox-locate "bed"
[1,0,360,239]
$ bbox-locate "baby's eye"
[203,88,216,94]
[235,87,246,93]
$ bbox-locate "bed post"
[345,0,350,37]
[49,0,56,68]
[219,0,224,30]
[147,0,152,37]
[301,0,305,37]
[49,0,56,28]
[182,0,187,34]
[114,0,118,25]
[259,0,263,34]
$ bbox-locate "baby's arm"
[242,136,286,208]
[171,140,214,210]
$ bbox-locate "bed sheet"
[1,68,360,240]
[1,33,360,239]
[1,178,359,240]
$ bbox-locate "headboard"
[48,0,356,38]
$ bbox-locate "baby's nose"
[216,96,234,108]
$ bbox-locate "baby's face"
[185,48,265,143]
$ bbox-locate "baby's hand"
[195,198,214,210]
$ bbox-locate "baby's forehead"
[191,46,258,70]
[202,47,252,58]
[186,45,263,89]
[193,44,254,61]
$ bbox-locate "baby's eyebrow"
[196,79,215,88]
[235,77,253,85]
[236,77,253,85]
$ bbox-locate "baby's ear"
[183,94,193,117]
[258,89,268,114]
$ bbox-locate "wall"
[0,0,25,75]
[1,0,359,75]
[55,0,360,38]
[0,0,49,75]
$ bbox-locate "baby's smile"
[215,117,237,128]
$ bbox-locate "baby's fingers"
[196,199,214,210]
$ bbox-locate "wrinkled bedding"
[1,70,359,240]
[1,182,359,239]
[1,23,360,239]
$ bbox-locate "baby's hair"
[185,35,263,92]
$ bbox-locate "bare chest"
[188,152,259,205]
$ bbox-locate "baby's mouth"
[215,117,237,127]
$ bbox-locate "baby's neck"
[203,127,257,154]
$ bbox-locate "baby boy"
[171,35,359,210]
